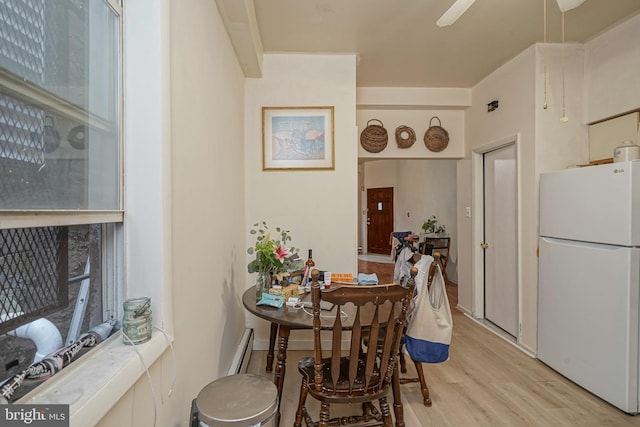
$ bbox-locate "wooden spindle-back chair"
[294,268,417,427]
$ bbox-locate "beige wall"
[244,53,358,349]
[98,0,248,425]
[169,0,248,407]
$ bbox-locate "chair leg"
[362,401,372,417]
[378,396,393,427]
[319,402,330,427]
[391,363,405,427]
[294,377,308,427]
[399,349,407,374]
[412,359,432,407]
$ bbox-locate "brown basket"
[395,125,415,149]
[360,119,388,153]
[424,116,449,152]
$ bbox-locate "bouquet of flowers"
[247,221,301,277]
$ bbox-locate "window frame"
[0,0,154,420]
[0,212,124,229]
[12,0,175,423]
[0,0,124,212]
[0,0,125,322]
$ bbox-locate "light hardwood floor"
[246,260,640,426]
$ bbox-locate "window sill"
[17,330,170,426]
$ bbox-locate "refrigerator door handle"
[541,236,627,251]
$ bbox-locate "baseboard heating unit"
[227,328,254,375]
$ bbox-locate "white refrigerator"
[537,160,640,414]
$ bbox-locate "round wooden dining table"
[242,285,408,427]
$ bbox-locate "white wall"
[360,160,397,258]
[467,46,536,157]
[534,44,589,172]
[363,160,398,189]
[464,42,587,352]
[361,159,457,278]
[395,159,457,239]
[467,48,536,349]
[97,0,248,425]
[464,46,536,338]
[586,14,640,123]
[461,22,640,352]
[456,159,472,310]
[397,159,458,281]
[245,53,358,349]
[169,0,248,410]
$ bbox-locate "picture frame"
[262,106,335,170]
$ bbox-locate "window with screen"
[0,0,122,401]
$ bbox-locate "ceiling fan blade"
[555,0,585,12]
[436,0,477,27]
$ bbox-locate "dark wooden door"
[366,187,394,254]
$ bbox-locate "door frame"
[471,134,523,341]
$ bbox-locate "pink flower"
[274,245,290,261]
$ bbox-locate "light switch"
[465,207,471,217]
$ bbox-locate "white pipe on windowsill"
[3,315,63,362]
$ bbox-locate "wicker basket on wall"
[360,119,388,153]
[423,116,449,152]
[395,125,416,149]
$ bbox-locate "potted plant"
[421,215,446,237]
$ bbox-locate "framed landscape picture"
[262,106,335,170]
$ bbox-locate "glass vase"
[255,271,271,302]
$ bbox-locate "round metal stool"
[196,374,278,427]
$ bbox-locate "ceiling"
[247,0,640,88]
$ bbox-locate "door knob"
[480,242,489,249]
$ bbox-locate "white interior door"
[483,144,518,337]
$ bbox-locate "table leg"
[266,322,278,372]
[391,362,405,427]
[273,325,290,427]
